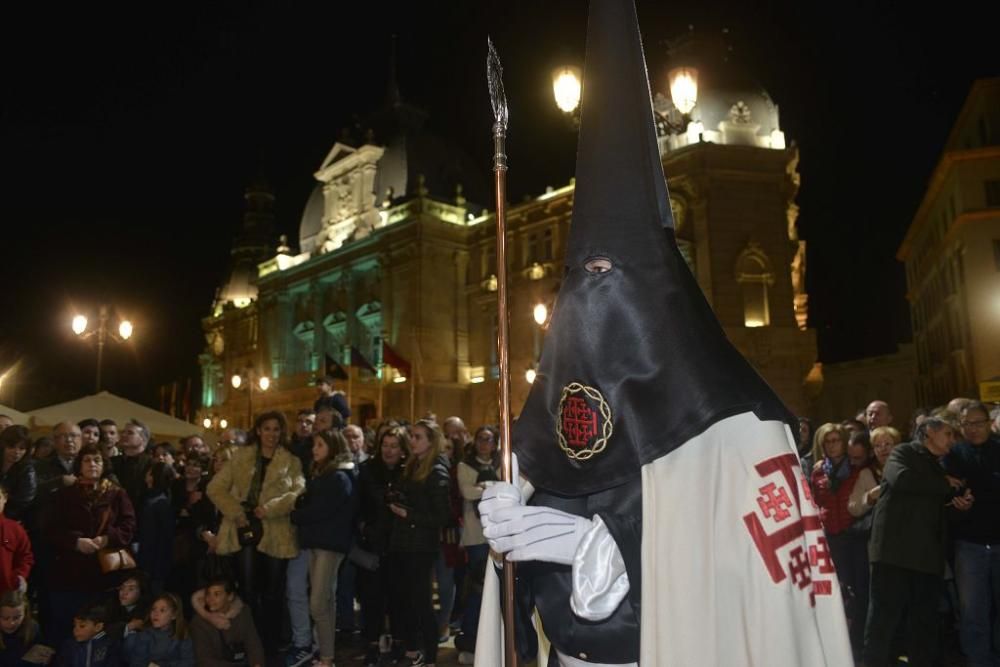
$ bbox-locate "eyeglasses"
[55,433,81,441]
[960,419,990,429]
[218,440,237,447]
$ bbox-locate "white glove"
[478,480,523,537]
[483,504,592,565]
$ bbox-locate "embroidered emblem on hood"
[557,382,612,461]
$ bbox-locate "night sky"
[0,1,995,412]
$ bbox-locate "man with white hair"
[111,419,152,511]
[866,400,893,431]
[36,421,82,500]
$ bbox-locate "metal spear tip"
[486,36,508,130]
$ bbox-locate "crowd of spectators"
[800,398,1000,667]
[3,383,998,666]
[0,375,502,667]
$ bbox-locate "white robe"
[477,412,853,666]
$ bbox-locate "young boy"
[189,578,265,667]
[57,604,120,666]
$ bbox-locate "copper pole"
[487,37,517,667]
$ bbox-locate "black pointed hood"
[512,0,793,496]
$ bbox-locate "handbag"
[347,542,380,571]
[237,504,264,548]
[237,452,266,548]
[94,508,137,574]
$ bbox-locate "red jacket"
[811,463,861,536]
[0,515,33,592]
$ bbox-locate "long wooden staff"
[487,36,517,667]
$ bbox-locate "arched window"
[735,243,774,328]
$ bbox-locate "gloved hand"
[478,480,523,535]
[483,504,593,566]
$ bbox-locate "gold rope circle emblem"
[556,382,613,461]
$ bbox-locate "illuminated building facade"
[200,62,820,428]
[898,78,1000,407]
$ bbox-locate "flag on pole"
[324,353,349,380]
[381,341,411,376]
[349,346,376,375]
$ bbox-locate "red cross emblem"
[562,396,598,449]
[556,382,611,462]
[742,452,834,606]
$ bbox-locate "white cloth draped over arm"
[570,514,630,621]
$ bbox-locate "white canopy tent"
[0,403,31,426]
[27,391,202,442]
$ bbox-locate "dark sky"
[0,1,995,411]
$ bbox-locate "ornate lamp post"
[72,305,133,392]
[230,368,270,428]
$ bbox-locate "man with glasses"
[111,419,152,511]
[944,401,1000,667]
[36,421,83,499]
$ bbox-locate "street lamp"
[552,66,582,114]
[532,303,549,327]
[71,305,134,392]
[202,414,230,432]
[230,367,270,428]
[655,65,700,136]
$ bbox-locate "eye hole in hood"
[584,256,613,274]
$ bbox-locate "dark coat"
[137,492,173,583]
[357,459,404,555]
[942,435,1000,544]
[123,627,194,667]
[33,456,75,505]
[45,482,137,592]
[56,631,120,667]
[388,456,452,554]
[868,441,954,575]
[0,459,36,524]
[0,620,43,667]
[314,392,350,422]
[110,453,151,513]
[291,463,356,553]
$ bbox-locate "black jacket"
[0,458,36,523]
[111,453,152,513]
[942,436,1000,544]
[357,459,404,555]
[869,441,954,574]
[388,456,451,554]
[291,463,356,553]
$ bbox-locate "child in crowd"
[56,604,119,667]
[0,485,33,595]
[138,463,177,596]
[189,578,265,667]
[123,593,193,667]
[105,572,151,642]
[0,590,52,666]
